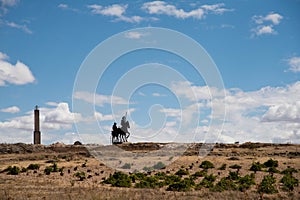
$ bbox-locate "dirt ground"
[0,142,299,200]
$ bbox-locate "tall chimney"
[33,105,41,144]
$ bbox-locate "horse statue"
[111,114,130,144]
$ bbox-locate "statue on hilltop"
[111,113,130,144]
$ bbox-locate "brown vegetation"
[0,142,299,199]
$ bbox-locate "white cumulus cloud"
[44,103,82,125]
[0,52,35,86]
[168,80,300,143]
[287,56,300,73]
[0,106,20,113]
[0,102,83,131]
[262,101,300,123]
[251,12,283,36]
[142,1,232,19]
[254,13,283,25]
[73,91,129,107]
[87,4,143,23]
[253,25,275,36]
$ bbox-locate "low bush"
[258,175,278,194]
[52,163,58,172]
[21,167,27,173]
[267,166,280,174]
[280,174,299,192]
[191,170,207,178]
[154,172,167,180]
[227,171,240,181]
[212,172,255,192]
[44,166,53,175]
[238,174,255,192]
[135,176,161,188]
[250,162,263,173]
[263,159,278,168]
[197,174,216,189]
[4,166,20,175]
[44,163,59,175]
[212,177,237,192]
[164,174,181,185]
[199,160,214,169]
[27,164,40,170]
[74,171,86,181]
[103,172,132,187]
[281,166,298,175]
[142,166,153,172]
[167,178,195,192]
[175,169,189,176]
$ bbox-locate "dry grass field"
[0,142,299,200]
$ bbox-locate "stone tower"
[33,105,41,144]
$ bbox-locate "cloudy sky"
[0,0,300,145]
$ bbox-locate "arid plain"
[0,142,299,200]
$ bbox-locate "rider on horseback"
[121,115,130,139]
[111,113,130,144]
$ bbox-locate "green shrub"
[199,160,214,169]
[143,166,153,172]
[212,177,237,192]
[258,175,278,194]
[281,167,298,175]
[44,166,53,175]
[154,172,167,180]
[153,162,166,170]
[238,174,255,192]
[227,171,240,181]
[44,163,59,175]
[164,174,181,185]
[218,164,226,170]
[175,169,189,176]
[167,178,194,192]
[74,171,86,181]
[267,166,280,174]
[103,172,132,187]
[5,166,20,175]
[135,176,161,188]
[121,163,131,169]
[197,174,216,189]
[280,174,299,192]
[131,172,146,180]
[21,167,27,173]
[263,159,278,168]
[52,163,58,172]
[250,162,263,173]
[191,170,207,178]
[27,164,40,170]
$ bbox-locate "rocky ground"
[0,142,299,200]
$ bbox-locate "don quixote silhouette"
[111,112,130,144]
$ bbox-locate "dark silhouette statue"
[111,113,130,144]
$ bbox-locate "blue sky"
[0,0,300,144]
